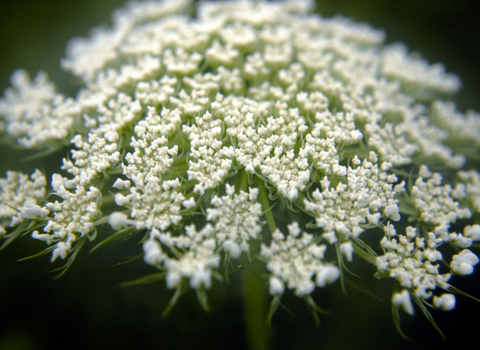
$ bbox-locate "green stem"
[236,168,249,193]
[243,243,270,350]
[258,179,277,233]
[243,176,273,350]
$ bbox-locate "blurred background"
[1,1,479,349]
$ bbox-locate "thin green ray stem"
[258,178,277,234]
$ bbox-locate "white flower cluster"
[377,223,479,315]
[61,0,194,82]
[458,169,480,213]
[261,222,340,296]
[115,106,184,231]
[381,44,461,99]
[0,169,47,235]
[377,224,451,303]
[0,70,81,148]
[206,185,262,257]
[183,111,235,195]
[145,224,220,290]
[304,152,402,245]
[376,166,480,316]
[411,167,473,248]
[0,0,479,330]
[414,171,471,227]
[42,183,101,261]
[430,101,480,148]
[142,185,262,289]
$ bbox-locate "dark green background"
[1,1,479,349]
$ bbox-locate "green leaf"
[334,244,348,294]
[391,299,411,340]
[162,283,189,318]
[351,237,378,265]
[89,226,137,253]
[411,294,445,339]
[18,245,56,261]
[344,278,383,302]
[266,294,281,326]
[20,145,64,161]
[1,220,48,252]
[120,272,166,287]
[52,237,87,279]
[113,253,143,266]
[94,215,110,226]
[445,284,480,303]
[196,287,211,312]
[0,219,44,251]
[304,295,329,327]
[0,224,26,251]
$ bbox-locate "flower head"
[1,0,479,338]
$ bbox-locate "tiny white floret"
[316,265,340,287]
[392,289,414,315]
[433,293,456,311]
[269,276,285,295]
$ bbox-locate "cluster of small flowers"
[114,106,184,231]
[0,0,479,330]
[261,222,340,296]
[0,169,47,235]
[376,165,480,316]
[304,152,403,245]
[183,111,235,195]
[412,166,471,228]
[142,185,262,290]
[430,101,480,148]
[457,169,480,213]
[377,223,480,315]
[223,98,312,200]
[0,70,81,149]
[381,43,461,99]
[40,180,102,261]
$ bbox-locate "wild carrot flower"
[1,0,479,342]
